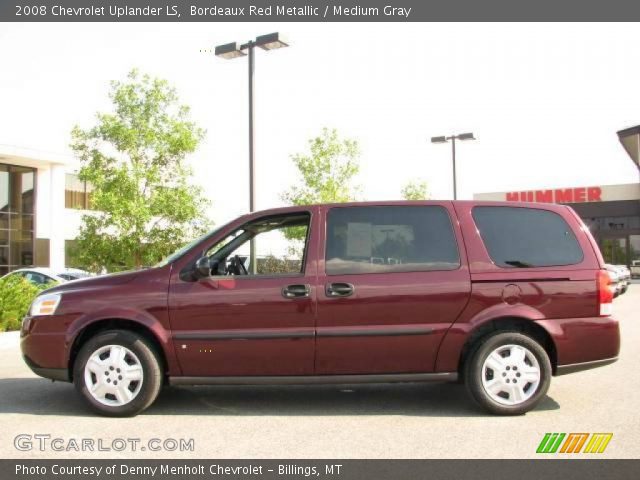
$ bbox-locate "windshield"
[155,224,228,268]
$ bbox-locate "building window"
[65,173,94,210]
[0,163,36,275]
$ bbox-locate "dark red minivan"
[21,201,620,416]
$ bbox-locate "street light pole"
[247,41,256,213]
[431,132,475,201]
[451,136,457,200]
[215,33,289,212]
[215,33,289,274]
[247,42,256,273]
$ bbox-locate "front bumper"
[20,315,70,381]
[22,354,70,382]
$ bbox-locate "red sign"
[505,187,602,204]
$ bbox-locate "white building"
[0,145,87,275]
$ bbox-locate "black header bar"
[3,459,640,480]
[2,0,640,22]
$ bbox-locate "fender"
[434,301,547,373]
[65,306,181,376]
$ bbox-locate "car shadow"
[0,377,560,417]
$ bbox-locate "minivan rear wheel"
[465,332,551,415]
[73,330,162,417]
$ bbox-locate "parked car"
[616,264,631,278]
[2,267,93,286]
[631,260,640,279]
[21,201,620,417]
[604,265,622,297]
[604,264,630,296]
[614,265,631,294]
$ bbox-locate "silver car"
[604,264,626,297]
[1,267,93,286]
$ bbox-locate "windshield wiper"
[504,260,533,268]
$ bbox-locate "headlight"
[29,293,62,316]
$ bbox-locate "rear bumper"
[555,356,618,376]
[536,316,620,374]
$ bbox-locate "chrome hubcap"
[84,345,143,406]
[481,344,541,406]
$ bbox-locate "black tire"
[464,331,551,415]
[73,330,162,417]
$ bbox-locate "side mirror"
[194,256,212,279]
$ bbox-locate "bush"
[0,275,55,332]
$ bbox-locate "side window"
[325,206,460,275]
[472,206,584,268]
[208,213,311,276]
[24,271,48,284]
[207,229,246,258]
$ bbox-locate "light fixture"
[457,132,475,141]
[255,32,289,51]
[430,132,476,200]
[214,42,246,59]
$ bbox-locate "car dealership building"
[474,182,640,267]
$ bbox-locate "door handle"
[326,282,355,297]
[282,284,311,299]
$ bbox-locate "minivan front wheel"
[74,330,162,416]
[465,332,551,415]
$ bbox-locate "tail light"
[597,270,613,316]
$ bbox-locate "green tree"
[281,128,361,242]
[281,128,361,206]
[401,180,430,200]
[70,70,211,272]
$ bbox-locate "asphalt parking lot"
[0,285,638,459]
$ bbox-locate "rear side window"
[326,206,460,275]
[472,206,583,268]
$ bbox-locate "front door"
[168,209,318,377]
[315,204,471,374]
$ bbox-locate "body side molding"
[169,372,458,386]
